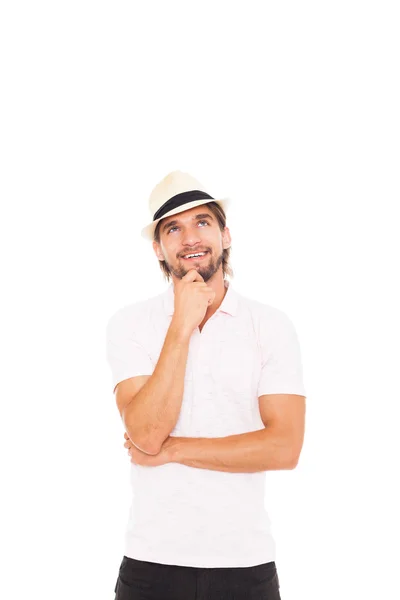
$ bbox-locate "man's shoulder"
[106,291,163,331]
[237,290,289,323]
[236,291,299,347]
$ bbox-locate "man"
[106,170,307,599]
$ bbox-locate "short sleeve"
[106,309,154,393]
[257,309,306,397]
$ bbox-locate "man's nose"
[181,229,202,246]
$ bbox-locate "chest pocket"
[211,331,260,396]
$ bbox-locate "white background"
[1,1,399,598]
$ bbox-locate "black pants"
[114,555,281,599]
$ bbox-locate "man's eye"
[168,220,209,233]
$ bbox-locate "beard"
[166,250,224,283]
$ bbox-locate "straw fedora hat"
[141,170,231,240]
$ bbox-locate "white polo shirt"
[106,279,306,568]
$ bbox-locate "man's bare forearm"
[168,428,296,473]
[123,321,191,454]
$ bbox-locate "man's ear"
[152,241,164,261]
[222,226,232,250]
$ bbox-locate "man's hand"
[123,431,178,467]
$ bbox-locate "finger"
[182,269,204,282]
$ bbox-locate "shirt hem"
[123,547,276,569]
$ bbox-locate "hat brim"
[141,196,231,240]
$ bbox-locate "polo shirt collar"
[163,278,238,317]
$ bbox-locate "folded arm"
[162,394,306,473]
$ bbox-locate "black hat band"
[153,190,214,221]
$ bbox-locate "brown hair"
[153,201,234,283]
